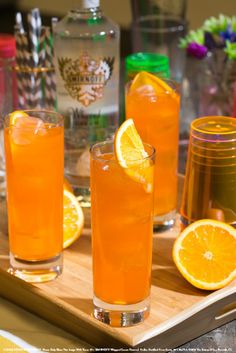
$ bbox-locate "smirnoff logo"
[58,52,114,107]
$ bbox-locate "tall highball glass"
[4,110,64,282]
[126,79,180,229]
[90,140,155,326]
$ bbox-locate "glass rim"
[90,139,156,164]
[4,109,64,128]
[126,76,179,96]
[191,116,236,137]
[132,14,187,33]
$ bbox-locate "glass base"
[180,214,191,229]
[93,295,150,327]
[9,252,63,283]
[153,209,176,231]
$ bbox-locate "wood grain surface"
[0,178,235,349]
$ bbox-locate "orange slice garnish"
[114,119,154,192]
[115,119,148,167]
[130,71,175,95]
[8,110,47,145]
[9,110,29,125]
[128,71,179,101]
[173,219,236,290]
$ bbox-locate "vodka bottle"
[53,0,120,205]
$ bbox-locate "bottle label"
[58,51,115,107]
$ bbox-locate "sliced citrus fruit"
[9,110,29,125]
[115,118,148,168]
[114,118,154,192]
[126,161,154,193]
[130,71,175,96]
[63,178,73,193]
[173,219,236,290]
[9,111,47,145]
[63,189,84,249]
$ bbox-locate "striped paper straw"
[14,9,57,109]
[33,8,42,39]
[21,33,33,108]
[45,27,56,109]
[14,30,25,108]
[38,26,46,67]
[34,25,47,108]
[30,9,43,108]
[33,71,43,109]
[51,17,58,30]
[15,12,24,34]
[27,10,39,66]
[27,10,39,108]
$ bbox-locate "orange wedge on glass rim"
[173,219,236,290]
[63,189,84,249]
[114,118,154,193]
[9,110,29,125]
[129,71,179,102]
[8,110,47,145]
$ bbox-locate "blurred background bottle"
[0,34,16,197]
[53,0,120,207]
[130,0,187,83]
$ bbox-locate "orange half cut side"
[173,219,236,290]
[63,189,84,249]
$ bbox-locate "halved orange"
[114,119,154,192]
[63,178,73,193]
[63,189,84,249]
[173,219,236,290]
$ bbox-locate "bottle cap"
[0,34,16,59]
[125,52,170,79]
[82,0,100,8]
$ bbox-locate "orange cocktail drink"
[126,72,180,228]
[4,110,64,282]
[90,121,155,326]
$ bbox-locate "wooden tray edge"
[0,267,235,348]
[0,268,131,348]
[133,281,236,346]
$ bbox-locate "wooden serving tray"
[0,189,236,349]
